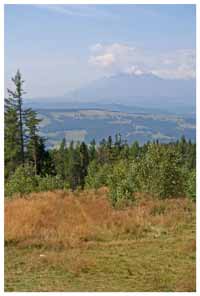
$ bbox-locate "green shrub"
[135,144,185,199]
[36,175,66,192]
[85,161,112,189]
[5,164,38,197]
[107,161,135,207]
[186,170,196,201]
[5,164,68,197]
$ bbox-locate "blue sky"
[5,4,196,98]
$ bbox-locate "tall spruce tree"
[68,145,82,190]
[4,96,21,178]
[89,139,96,161]
[25,108,43,175]
[55,138,67,180]
[5,70,45,177]
[7,70,25,164]
[79,142,89,189]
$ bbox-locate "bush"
[5,164,67,197]
[135,144,185,199]
[85,161,112,189]
[36,175,67,192]
[107,161,135,207]
[5,164,38,197]
[186,170,196,201]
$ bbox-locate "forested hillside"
[5,71,196,204]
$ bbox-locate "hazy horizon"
[5,4,196,99]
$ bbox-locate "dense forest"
[5,71,196,206]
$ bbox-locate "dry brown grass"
[5,189,196,291]
[5,188,195,249]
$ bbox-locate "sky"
[4,4,196,98]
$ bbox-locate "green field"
[5,236,195,292]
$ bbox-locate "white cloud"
[89,43,196,79]
[89,53,115,68]
[125,66,145,76]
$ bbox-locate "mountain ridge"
[25,73,195,114]
[65,73,195,107]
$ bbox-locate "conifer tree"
[5,70,46,177]
[79,142,89,189]
[7,70,25,164]
[4,96,21,178]
[25,108,43,174]
[54,138,67,179]
[98,138,109,164]
[68,144,81,190]
[88,139,96,161]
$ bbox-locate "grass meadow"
[5,188,196,292]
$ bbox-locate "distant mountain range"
[26,73,196,115]
[66,73,195,111]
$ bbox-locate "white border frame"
[1,1,198,295]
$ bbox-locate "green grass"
[5,227,195,292]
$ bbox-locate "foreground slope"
[5,189,196,292]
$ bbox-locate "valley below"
[37,108,196,148]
